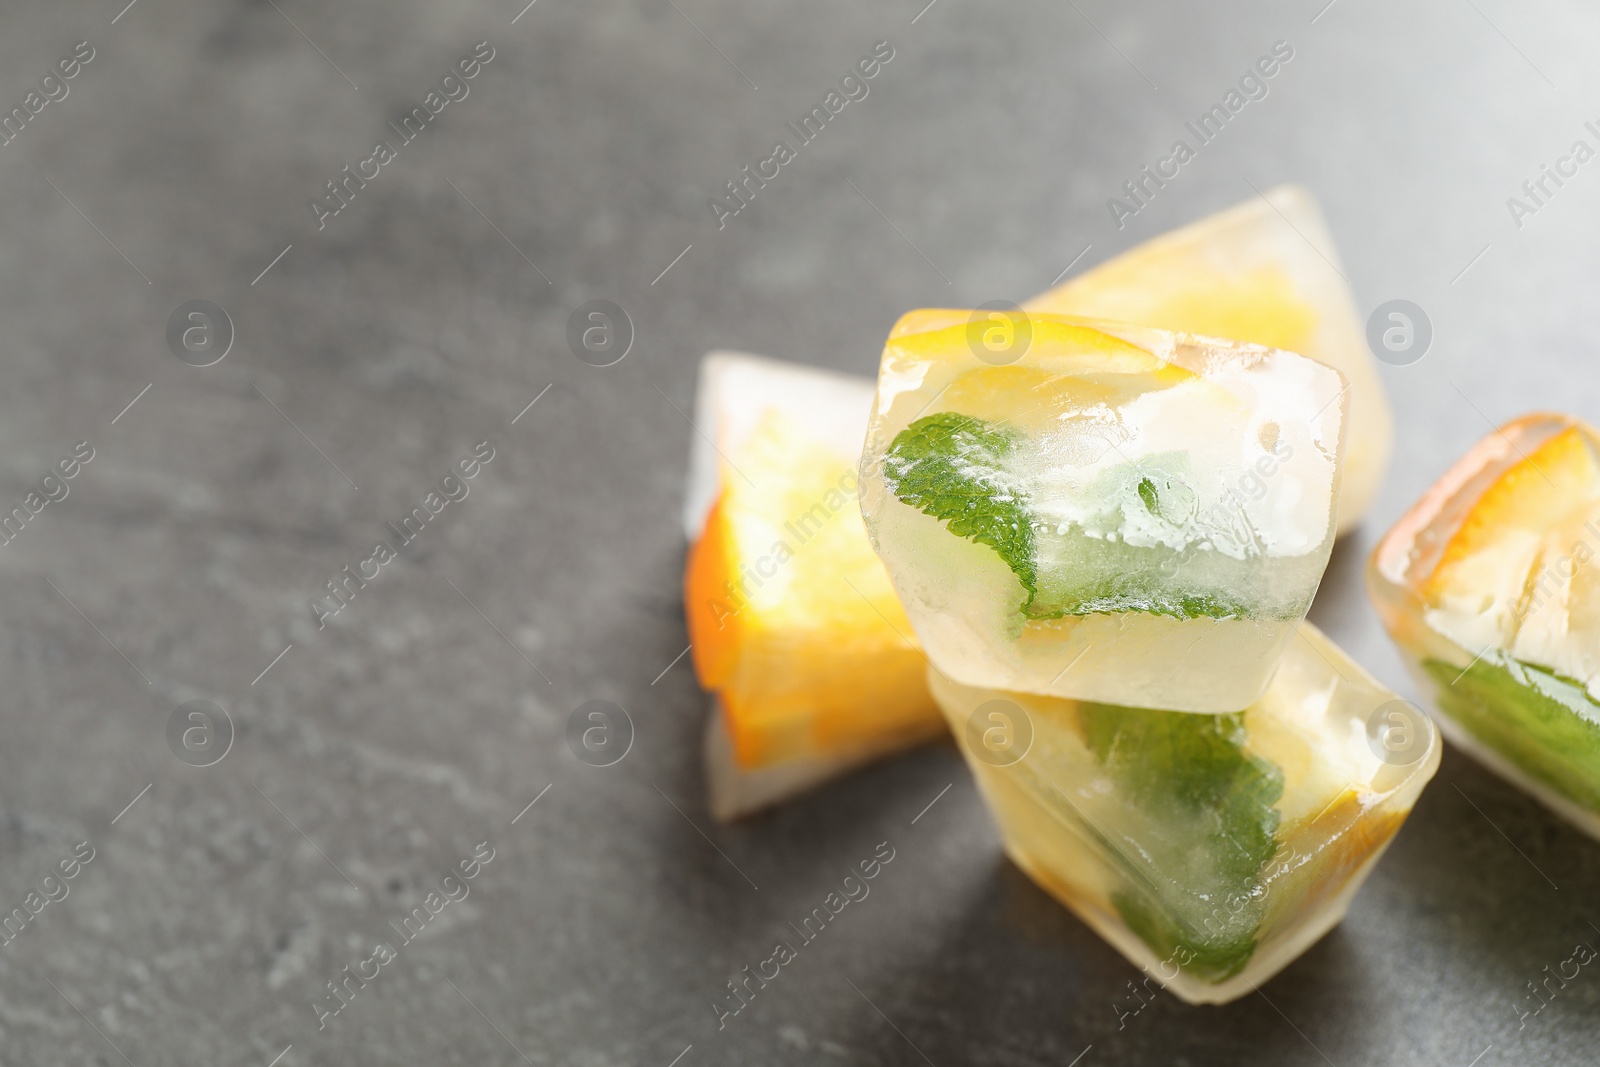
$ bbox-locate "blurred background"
[2,0,1599,1064]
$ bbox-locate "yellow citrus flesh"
[888,315,1203,437]
[1423,426,1600,615]
[1553,501,1600,651]
[1038,265,1319,360]
[889,314,1170,374]
[1280,789,1406,915]
[1024,187,1391,535]
[1504,495,1600,694]
[684,409,940,769]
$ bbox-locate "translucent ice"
[1370,413,1600,839]
[1028,184,1390,535]
[932,622,1439,1004]
[859,311,1347,712]
[682,351,942,819]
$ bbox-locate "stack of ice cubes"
[858,307,1440,1003]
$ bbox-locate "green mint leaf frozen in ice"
[1078,702,1284,981]
[1113,890,1260,981]
[884,415,1266,624]
[1137,476,1160,516]
[884,412,1038,608]
[1424,654,1600,811]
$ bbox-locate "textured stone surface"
[1,0,1598,1064]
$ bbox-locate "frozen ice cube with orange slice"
[858,311,1348,712]
[1030,184,1389,535]
[931,621,1438,1004]
[1369,413,1600,839]
[682,352,941,820]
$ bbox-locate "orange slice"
[684,407,941,771]
[888,313,1174,375]
[1281,789,1406,915]
[1423,426,1600,614]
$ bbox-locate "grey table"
[1,0,1596,1064]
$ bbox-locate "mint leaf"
[883,412,1037,607]
[1137,476,1160,516]
[1077,703,1284,982]
[1424,654,1600,811]
[1113,890,1259,981]
[883,414,1262,624]
[1031,533,1255,623]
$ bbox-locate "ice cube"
[931,621,1439,1004]
[1028,184,1390,535]
[1369,413,1600,839]
[682,352,943,819]
[683,350,880,541]
[701,702,888,823]
[859,312,1347,712]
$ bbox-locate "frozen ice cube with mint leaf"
[858,309,1347,712]
[930,621,1439,1004]
[1369,413,1600,840]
